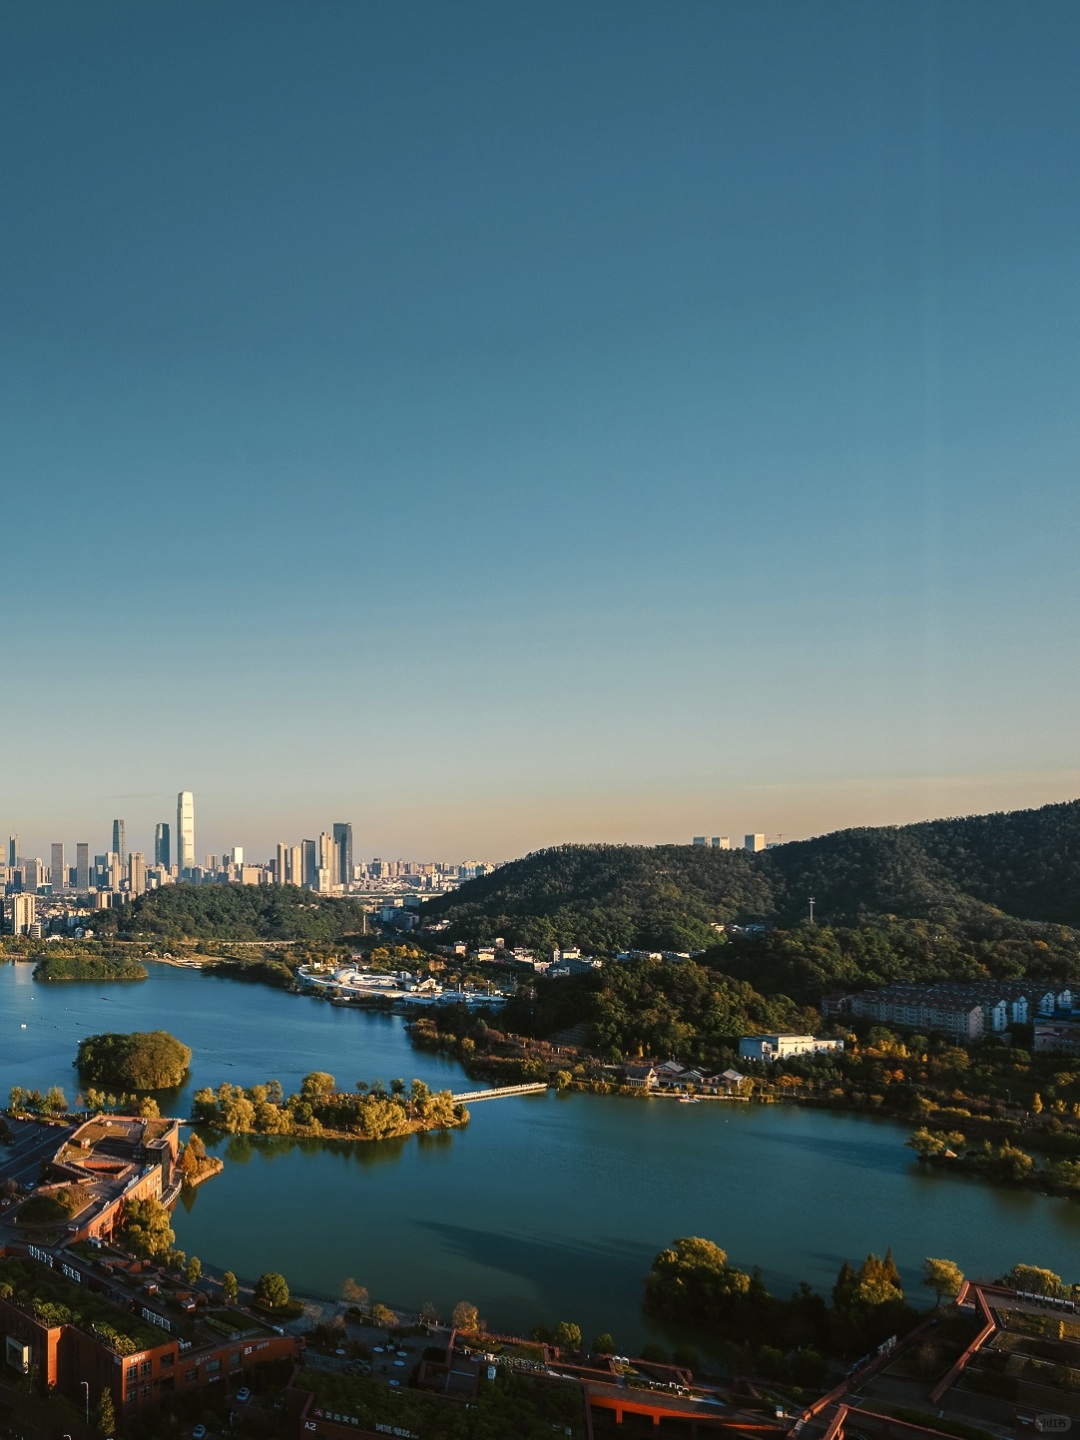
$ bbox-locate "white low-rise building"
[738,1034,843,1063]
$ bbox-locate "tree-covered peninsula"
[76,1031,192,1090]
[192,1072,466,1142]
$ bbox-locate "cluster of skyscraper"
[2,795,362,905]
[4,793,197,902]
[272,822,353,893]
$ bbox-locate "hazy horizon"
[4,2,1076,863]
[6,777,1079,868]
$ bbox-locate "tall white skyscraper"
[177,791,196,874]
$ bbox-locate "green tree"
[300,1071,336,1100]
[94,1385,116,1436]
[922,1258,964,1305]
[222,1270,239,1304]
[371,1303,397,1330]
[452,1300,479,1333]
[592,1332,616,1355]
[121,1198,175,1259]
[552,1321,582,1351]
[420,1301,440,1327]
[254,1271,290,1309]
[41,1086,68,1116]
[186,1256,202,1286]
[1006,1263,1063,1297]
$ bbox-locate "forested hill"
[421,800,1080,951]
[422,844,775,953]
[91,884,370,941]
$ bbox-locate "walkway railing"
[451,1083,549,1103]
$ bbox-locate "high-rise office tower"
[155,822,171,870]
[744,833,766,853]
[301,839,317,888]
[23,858,43,891]
[8,835,18,867]
[333,822,353,886]
[289,844,302,887]
[76,842,90,892]
[177,791,195,873]
[112,820,127,873]
[50,842,65,891]
[107,852,123,891]
[275,843,287,886]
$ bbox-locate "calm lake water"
[3,960,1078,1351]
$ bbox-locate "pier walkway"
[451,1082,549,1103]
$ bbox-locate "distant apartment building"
[744,834,766,853]
[7,893,37,935]
[22,857,44,891]
[824,982,1075,1045]
[128,851,146,896]
[738,1034,843,1062]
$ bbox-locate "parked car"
[235,1386,251,1404]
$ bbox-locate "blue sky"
[3,0,1077,862]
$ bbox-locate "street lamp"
[80,1379,89,1422]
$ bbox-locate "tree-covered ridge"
[423,800,1080,949]
[92,883,371,941]
[423,843,774,951]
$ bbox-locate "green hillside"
[422,800,1080,956]
[420,842,774,953]
[91,883,370,941]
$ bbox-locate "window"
[204,1359,221,1375]
[141,1360,152,1376]
[186,1367,197,1382]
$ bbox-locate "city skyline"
[3,2,1077,858]
[3,772,1077,870]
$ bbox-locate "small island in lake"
[34,954,148,982]
[76,1030,192,1090]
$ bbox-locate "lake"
[2,959,1078,1351]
